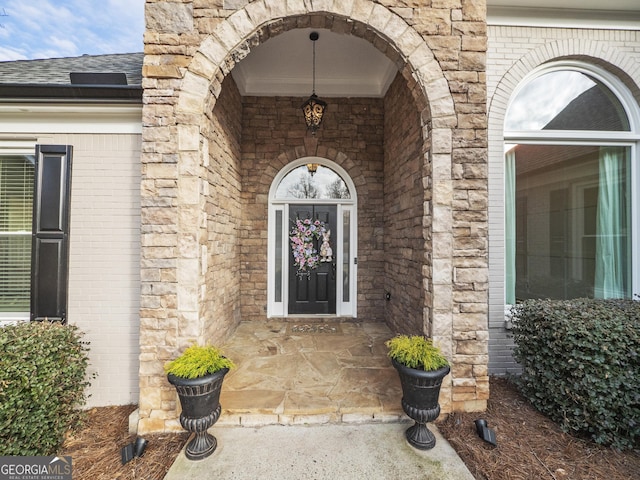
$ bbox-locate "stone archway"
[139,0,488,433]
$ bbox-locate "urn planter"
[386,334,450,451]
[164,344,235,461]
[167,369,229,460]
[392,359,450,450]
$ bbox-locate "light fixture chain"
[312,39,316,94]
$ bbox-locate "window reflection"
[505,144,631,301]
[506,71,629,131]
[275,165,350,200]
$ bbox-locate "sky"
[505,71,596,130]
[0,0,144,61]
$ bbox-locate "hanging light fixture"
[301,31,327,135]
[306,163,319,176]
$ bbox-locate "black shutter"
[30,145,73,323]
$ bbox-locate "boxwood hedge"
[0,321,92,455]
[511,298,639,450]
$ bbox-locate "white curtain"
[594,147,627,299]
[505,150,516,304]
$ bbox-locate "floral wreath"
[290,217,327,277]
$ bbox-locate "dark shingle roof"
[0,53,143,102]
[0,53,143,86]
[543,85,629,131]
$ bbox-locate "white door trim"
[267,157,358,317]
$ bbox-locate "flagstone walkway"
[217,320,405,426]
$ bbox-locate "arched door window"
[274,164,351,200]
[504,64,638,302]
[268,158,357,317]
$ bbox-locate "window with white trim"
[504,64,638,302]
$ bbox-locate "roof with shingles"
[0,53,143,86]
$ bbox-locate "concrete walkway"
[163,422,475,480]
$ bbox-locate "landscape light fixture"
[301,31,327,135]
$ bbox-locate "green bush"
[511,298,640,450]
[165,344,235,379]
[0,321,93,455]
[386,335,449,371]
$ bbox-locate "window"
[505,66,637,302]
[505,70,629,132]
[274,164,350,200]
[0,155,35,315]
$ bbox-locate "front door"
[288,204,337,314]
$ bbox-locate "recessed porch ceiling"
[231,28,398,98]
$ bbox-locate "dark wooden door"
[288,205,337,315]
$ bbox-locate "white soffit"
[231,28,398,98]
[488,0,640,28]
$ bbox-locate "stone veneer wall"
[202,74,243,342]
[140,0,489,432]
[383,73,426,335]
[239,95,385,322]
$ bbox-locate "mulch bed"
[438,376,640,480]
[60,405,187,480]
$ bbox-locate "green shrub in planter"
[511,298,639,450]
[0,321,93,455]
[386,335,449,371]
[165,344,235,379]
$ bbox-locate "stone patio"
[217,320,406,427]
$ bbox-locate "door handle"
[331,262,336,280]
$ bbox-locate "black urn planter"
[392,358,450,450]
[167,368,229,460]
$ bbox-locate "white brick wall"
[53,133,142,406]
[486,24,640,374]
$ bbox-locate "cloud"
[506,71,595,131]
[0,0,144,61]
[0,45,27,61]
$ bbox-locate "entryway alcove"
[139,19,439,430]
[207,25,431,421]
[137,0,490,434]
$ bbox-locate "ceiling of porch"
[230,1,639,99]
[231,28,398,98]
